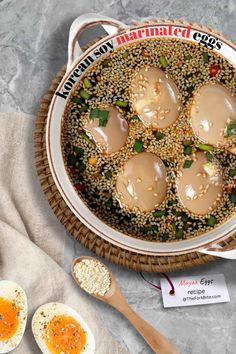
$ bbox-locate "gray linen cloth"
[0,112,128,354]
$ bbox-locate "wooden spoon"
[72,256,179,354]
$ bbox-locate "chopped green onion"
[122,51,129,59]
[207,216,216,227]
[83,77,92,88]
[79,89,90,100]
[102,59,111,67]
[115,100,128,108]
[74,147,84,156]
[182,214,189,223]
[105,170,112,179]
[159,55,168,68]
[175,228,184,239]
[78,163,86,172]
[184,54,192,60]
[99,117,108,127]
[206,152,213,162]
[162,233,169,241]
[168,199,177,206]
[155,131,165,141]
[89,109,110,127]
[105,199,113,208]
[173,209,181,216]
[72,96,83,104]
[141,225,158,233]
[197,143,213,151]
[172,222,177,231]
[153,210,166,217]
[183,146,192,155]
[67,154,77,165]
[183,159,193,168]
[229,168,236,177]
[98,110,109,127]
[134,139,143,153]
[202,52,209,63]
[79,105,88,113]
[225,121,236,137]
[186,86,195,95]
[98,110,109,119]
[78,130,93,144]
[90,108,99,119]
[183,140,193,146]
[230,194,236,203]
[229,189,236,203]
[131,115,140,120]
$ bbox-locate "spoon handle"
[122,305,179,354]
[110,293,179,354]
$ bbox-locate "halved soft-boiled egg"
[190,82,236,147]
[0,280,27,354]
[176,151,223,215]
[130,66,181,129]
[116,152,167,212]
[84,106,128,154]
[32,303,95,354]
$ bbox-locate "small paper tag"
[161,274,230,308]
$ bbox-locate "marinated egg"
[32,302,95,354]
[84,106,128,154]
[229,146,236,155]
[116,152,167,212]
[190,83,236,147]
[176,151,223,215]
[0,280,27,354]
[130,66,181,129]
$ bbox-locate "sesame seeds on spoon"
[72,257,111,297]
[72,256,179,354]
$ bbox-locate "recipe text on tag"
[161,274,230,308]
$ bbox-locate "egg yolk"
[0,297,19,341]
[45,315,87,354]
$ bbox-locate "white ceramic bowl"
[46,14,236,259]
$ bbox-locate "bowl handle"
[199,243,236,260]
[67,13,127,72]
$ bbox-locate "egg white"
[32,302,95,354]
[0,280,27,354]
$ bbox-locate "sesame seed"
[73,259,111,296]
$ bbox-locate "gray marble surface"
[1,0,236,353]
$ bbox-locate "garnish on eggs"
[0,298,19,341]
[45,315,86,354]
[0,280,27,354]
[32,303,95,354]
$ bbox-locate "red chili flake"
[69,167,76,176]
[209,64,220,77]
[75,183,85,192]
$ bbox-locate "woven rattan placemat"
[34,37,236,272]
